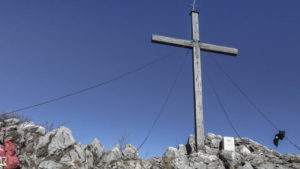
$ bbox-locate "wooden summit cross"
[152,11,238,151]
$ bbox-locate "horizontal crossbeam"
[152,34,238,56]
[200,43,238,56]
[152,35,193,48]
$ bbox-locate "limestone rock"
[19,122,45,135]
[148,157,163,169]
[36,126,75,157]
[240,145,251,155]
[191,152,219,164]
[186,135,196,154]
[87,138,104,159]
[207,163,226,169]
[85,149,94,168]
[189,151,225,169]
[1,118,299,169]
[237,162,253,169]
[102,145,121,164]
[122,144,139,160]
[206,133,222,149]
[6,124,18,131]
[38,160,62,169]
[178,144,187,155]
[60,144,85,164]
[4,118,19,126]
[219,150,243,168]
[244,153,265,168]
[36,130,53,151]
[48,126,75,156]
[283,153,300,163]
[162,147,191,169]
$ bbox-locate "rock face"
[0,118,299,169]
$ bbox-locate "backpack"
[0,127,20,169]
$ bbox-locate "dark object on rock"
[273,130,285,147]
[0,127,6,146]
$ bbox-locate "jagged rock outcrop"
[0,118,299,169]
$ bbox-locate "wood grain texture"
[191,11,205,151]
[200,42,238,56]
[151,11,238,152]
[152,35,193,48]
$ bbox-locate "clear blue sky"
[0,0,299,158]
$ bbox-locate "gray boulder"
[240,146,251,155]
[206,133,222,149]
[162,147,191,169]
[219,150,243,168]
[48,126,75,156]
[87,138,104,159]
[102,145,121,164]
[186,135,196,154]
[85,149,94,168]
[36,126,75,157]
[60,144,86,165]
[178,144,187,155]
[122,144,139,160]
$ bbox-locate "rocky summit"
[1,118,300,169]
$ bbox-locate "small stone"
[211,139,221,149]
[240,146,251,155]
[206,133,217,140]
[204,145,219,155]
[237,162,253,169]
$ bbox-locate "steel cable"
[203,65,241,138]
[137,51,189,151]
[210,56,300,152]
[5,53,171,114]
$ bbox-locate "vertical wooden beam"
[151,11,237,152]
[191,12,199,42]
[191,11,204,151]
